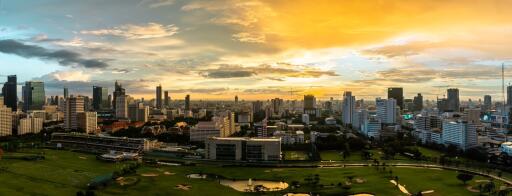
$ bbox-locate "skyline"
[1,0,512,100]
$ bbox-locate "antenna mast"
[502,63,506,141]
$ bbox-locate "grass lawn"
[283,151,309,161]
[0,149,507,196]
[320,150,342,161]
[417,146,444,158]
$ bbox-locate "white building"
[205,137,281,161]
[376,98,397,124]
[190,112,238,142]
[115,95,128,119]
[442,120,478,150]
[18,117,43,135]
[362,116,381,139]
[78,112,98,134]
[353,109,368,131]
[342,91,355,126]
[64,96,84,131]
[274,130,305,144]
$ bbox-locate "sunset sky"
[1,0,512,101]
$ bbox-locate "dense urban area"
[1,75,512,195]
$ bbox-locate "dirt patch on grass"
[175,184,191,191]
[141,173,159,177]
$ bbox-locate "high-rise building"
[413,93,423,112]
[23,81,45,112]
[442,120,478,150]
[128,102,149,122]
[18,117,43,135]
[376,98,397,124]
[63,87,69,99]
[303,95,316,116]
[447,88,460,112]
[112,81,125,110]
[1,75,17,111]
[235,95,238,103]
[342,91,355,126]
[164,91,170,107]
[252,101,263,113]
[271,98,283,115]
[508,86,512,106]
[483,95,492,111]
[78,112,97,134]
[156,85,162,109]
[64,96,85,131]
[115,95,128,119]
[0,104,12,136]
[185,94,190,110]
[92,86,109,110]
[387,87,404,110]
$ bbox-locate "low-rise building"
[205,137,281,161]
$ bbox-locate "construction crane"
[288,88,298,100]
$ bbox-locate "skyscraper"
[376,98,397,124]
[156,85,162,109]
[507,85,512,106]
[387,87,404,110]
[116,95,128,119]
[413,93,423,112]
[303,95,316,116]
[23,81,45,112]
[1,75,17,111]
[112,81,125,110]
[185,94,190,110]
[164,91,170,107]
[235,95,239,103]
[64,96,85,131]
[92,86,108,110]
[483,95,492,111]
[342,91,355,126]
[63,87,69,99]
[0,104,12,136]
[447,88,460,112]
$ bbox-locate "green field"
[284,151,309,160]
[0,149,508,195]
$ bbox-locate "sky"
[1,0,512,101]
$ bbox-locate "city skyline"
[1,0,512,100]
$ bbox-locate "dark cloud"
[0,39,109,68]
[200,63,339,79]
[204,70,254,78]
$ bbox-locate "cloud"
[39,70,92,82]
[0,39,109,68]
[139,0,175,8]
[232,32,266,43]
[200,63,339,79]
[80,23,178,39]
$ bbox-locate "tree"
[456,173,473,185]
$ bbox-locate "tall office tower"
[342,91,355,126]
[464,108,481,124]
[185,94,190,110]
[235,95,238,103]
[252,101,263,112]
[508,85,512,106]
[63,87,69,99]
[0,104,12,136]
[442,121,478,150]
[112,81,126,110]
[387,87,404,110]
[413,93,423,112]
[77,112,97,134]
[92,86,108,110]
[23,81,45,112]
[128,102,149,122]
[376,98,397,124]
[164,91,170,107]
[271,98,283,114]
[2,75,17,111]
[437,98,449,113]
[483,95,492,111]
[115,95,128,119]
[156,85,162,109]
[447,88,460,112]
[303,94,316,116]
[107,94,112,109]
[64,96,85,131]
